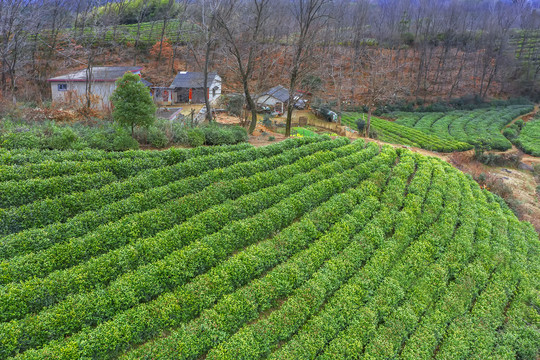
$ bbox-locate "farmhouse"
[48,66,150,110]
[169,71,222,104]
[256,85,306,114]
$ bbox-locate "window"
[57,84,67,91]
[212,86,217,98]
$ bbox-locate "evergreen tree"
[111,72,156,136]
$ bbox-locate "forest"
[1,0,540,112]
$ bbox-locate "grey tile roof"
[260,85,290,103]
[48,66,143,82]
[170,71,219,88]
[140,78,152,87]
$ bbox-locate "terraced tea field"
[341,113,472,152]
[391,105,534,151]
[0,137,538,359]
[513,117,540,157]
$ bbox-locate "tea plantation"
[0,137,538,359]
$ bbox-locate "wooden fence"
[291,116,349,136]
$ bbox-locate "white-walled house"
[48,66,151,110]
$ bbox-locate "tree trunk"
[203,36,213,122]
[243,79,258,134]
[366,106,372,138]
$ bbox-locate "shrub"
[171,123,189,144]
[356,119,366,132]
[262,114,272,127]
[230,126,248,143]
[225,95,244,117]
[187,128,205,147]
[503,127,518,140]
[147,127,169,148]
[268,136,275,141]
[86,129,112,150]
[111,128,139,151]
[0,130,41,149]
[201,125,236,146]
[43,126,79,150]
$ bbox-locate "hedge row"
[0,139,353,286]
[0,171,118,208]
[0,147,170,166]
[0,138,331,260]
[341,113,472,152]
[371,117,473,152]
[205,153,424,360]
[10,145,392,360]
[0,150,367,355]
[298,157,456,359]
[392,106,534,151]
[120,148,408,360]
[399,193,509,359]
[0,143,374,352]
[490,230,540,360]
[356,167,466,359]
[433,208,533,360]
[0,140,353,323]
[270,157,447,360]
[513,118,540,156]
[0,138,321,235]
[0,143,252,182]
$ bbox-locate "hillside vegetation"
[513,117,540,157]
[341,112,472,152]
[0,137,537,360]
[389,106,534,151]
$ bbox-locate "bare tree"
[216,0,271,134]
[285,0,330,137]
[358,48,409,138]
[188,0,223,122]
[0,0,36,104]
[133,0,152,66]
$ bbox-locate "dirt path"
[503,104,539,128]
[493,104,540,166]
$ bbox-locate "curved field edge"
[513,118,540,156]
[0,139,535,360]
[385,106,534,151]
[341,112,472,153]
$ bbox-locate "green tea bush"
[0,130,41,149]
[43,126,80,150]
[147,126,169,148]
[187,128,205,147]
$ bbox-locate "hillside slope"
[0,137,538,360]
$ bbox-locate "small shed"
[256,85,306,113]
[169,71,221,104]
[47,66,149,109]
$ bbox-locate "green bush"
[85,129,112,150]
[147,127,169,148]
[171,123,189,144]
[111,128,139,151]
[503,127,518,140]
[0,130,41,149]
[201,125,236,145]
[230,125,248,143]
[43,127,79,150]
[187,128,205,147]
